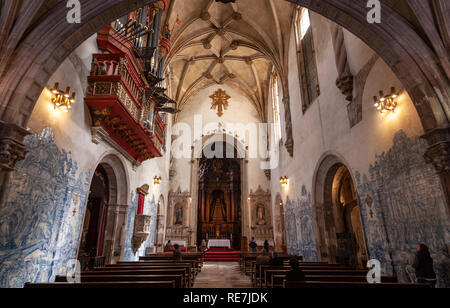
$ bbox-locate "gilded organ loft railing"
[85,25,167,163]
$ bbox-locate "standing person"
[249,237,257,253]
[264,240,270,253]
[412,244,437,288]
[285,258,306,282]
[201,239,207,252]
[173,244,182,261]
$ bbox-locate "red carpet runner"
[204,248,240,262]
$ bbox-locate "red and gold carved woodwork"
[85,26,166,163]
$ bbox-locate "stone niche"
[165,187,192,245]
[249,186,273,243]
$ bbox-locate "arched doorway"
[1,0,448,216]
[77,154,129,268]
[77,165,109,269]
[313,155,368,269]
[197,141,242,250]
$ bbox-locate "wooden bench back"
[24,281,175,288]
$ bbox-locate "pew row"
[283,281,431,288]
[24,281,175,288]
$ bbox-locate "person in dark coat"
[263,240,270,253]
[173,244,182,261]
[249,237,257,253]
[412,244,437,287]
[285,258,306,282]
[269,252,284,266]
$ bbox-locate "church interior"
[0,0,449,289]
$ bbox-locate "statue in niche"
[256,204,266,225]
[210,191,226,222]
[174,204,183,225]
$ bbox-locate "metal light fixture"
[280,176,289,187]
[51,82,76,112]
[373,87,399,115]
[153,176,162,185]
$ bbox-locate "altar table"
[207,239,231,248]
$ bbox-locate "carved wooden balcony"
[85,26,166,163]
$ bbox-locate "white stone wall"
[0,34,173,287]
[270,12,449,286]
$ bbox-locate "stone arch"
[79,153,129,265]
[312,152,368,267]
[0,0,447,130]
[0,0,448,207]
[194,133,247,160]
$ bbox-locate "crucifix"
[210,89,230,117]
[72,207,78,217]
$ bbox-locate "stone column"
[422,126,450,213]
[0,121,31,207]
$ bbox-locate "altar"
[207,239,231,249]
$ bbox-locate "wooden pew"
[245,255,305,276]
[263,269,373,287]
[24,281,174,288]
[93,266,192,287]
[55,274,184,288]
[121,260,200,275]
[283,281,431,288]
[254,264,346,287]
[271,274,398,288]
[140,254,203,272]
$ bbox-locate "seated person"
[269,252,284,266]
[164,240,174,252]
[285,258,306,282]
[173,244,182,261]
[249,238,257,253]
[256,250,271,265]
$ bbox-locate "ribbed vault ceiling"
[163,0,295,121]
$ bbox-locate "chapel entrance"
[314,157,368,269]
[77,165,110,268]
[197,142,242,250]
[332,166,368,269]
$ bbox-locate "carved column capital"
[0,121,31,171]
[422,127,450,174]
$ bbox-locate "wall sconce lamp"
[373,87,399,115]
[153,176,162,185]
[51,82,76,112]
[280,176,289,187]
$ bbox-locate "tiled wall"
[285,185,318,261]
[284,131,450,287]
[122,193,158,261]
[356,130,450,287]
[0,128,91,288]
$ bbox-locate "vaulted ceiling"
[162,0,295,121]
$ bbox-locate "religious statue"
[256,205,266,225]
[174,204,183,225]
[210,194,226,222]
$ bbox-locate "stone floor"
[193,262,253,288]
